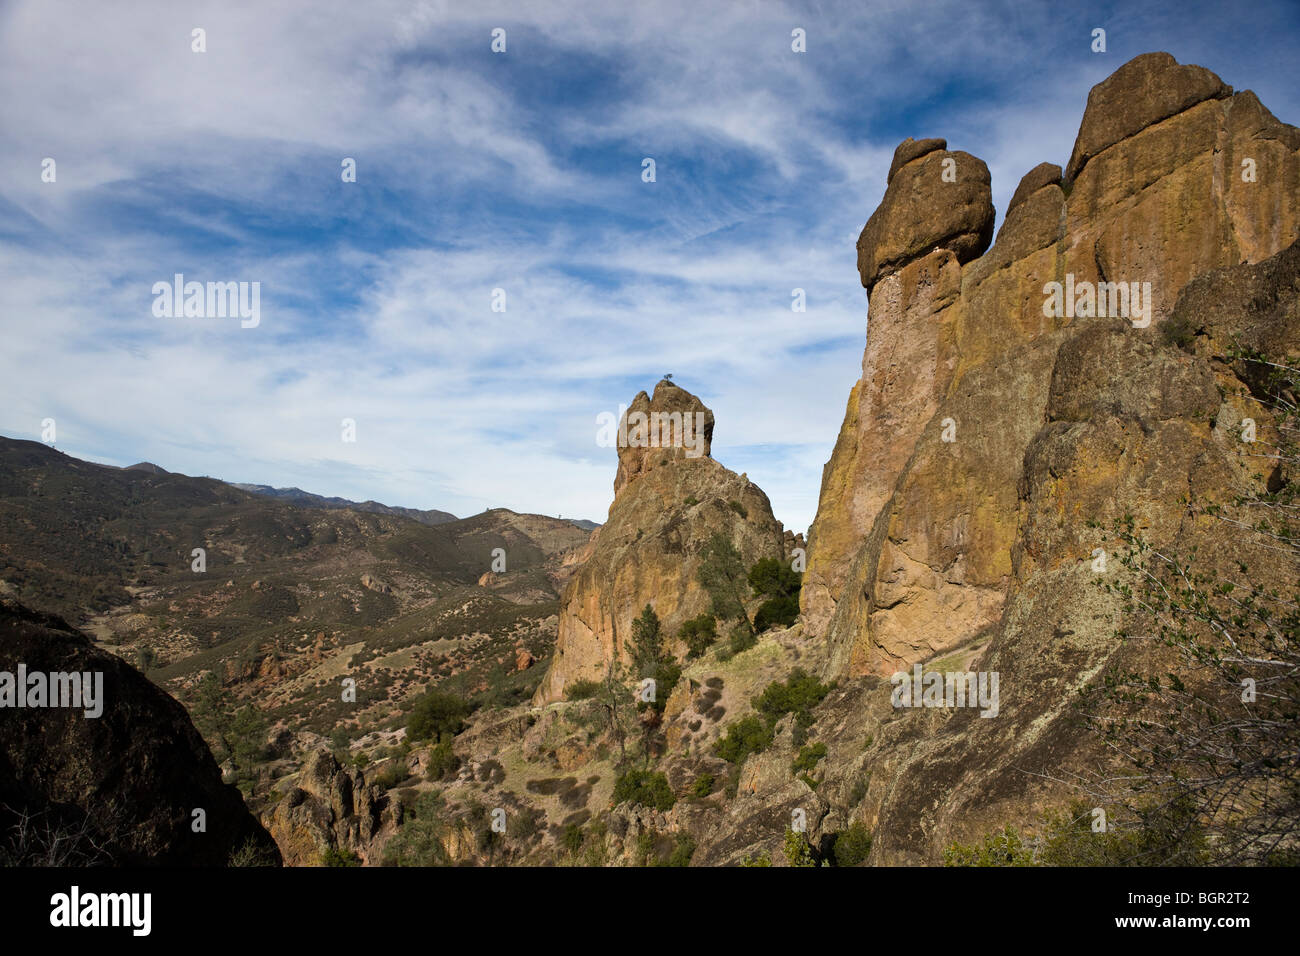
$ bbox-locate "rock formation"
[804,52,1300,679]
[266,749,393,865]
[533,380,787,703]
[0,598,281,865]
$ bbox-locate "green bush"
[756,668,831,728]
[747,556,801,600]
[320,846,362,867]
[784,830,817,867]
[831,823,873,866]
[679,613,718,660]
[665,833,696,867]
[566,679,602,700]
[691,772,715,797]
[792,741,827,776]
[425,733,460,781]
[562,823,584,854]
[728,500,747,518]
[612,769,676,811]
[754,594,799,632]
[943,799,1211,867]
[714,714,774,765]
[645,660,682,715]
[407,691,470,742]
[728,622,758,655]
[382,792,449,866]
[943,827,1036,867]
[372,759,410,790]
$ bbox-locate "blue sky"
[2,0,1297,533]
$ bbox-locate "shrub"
[645,660,682,715]
[612,769,676,811]
[407,691,470,742]
[943,827,1036,867]
[755,668,832,728]
[691,772,715,797]
[831,823,873,866]
[714,714,773,765]
[562,823,584,854]
[665,833,696,867]
[382,792,449,866]
[784,830,817,867]
[754,594,799,632]
[566,679,602,701]
[679,613,718,660]
[320,846,362,867]
[372,760,410,790]
[792,742,827,776]
[728,500,747,518]
[425,733,460,781]
[747,556,801,599]
[728,622,758,655]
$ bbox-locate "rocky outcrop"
[856,139,994,291]
[804,52,1300,677]
[0,599,281,865]
[533,381,785,703]
[266,749,392,865]
[613,380,715,495]
[1064,52,1231,182]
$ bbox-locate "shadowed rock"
[0,599,281,865]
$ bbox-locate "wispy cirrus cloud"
[2,0,1297,531]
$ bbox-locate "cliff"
[534,380,787,703]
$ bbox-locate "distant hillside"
[228,482,458,526]
[0,435,593,759]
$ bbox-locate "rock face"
[533,381,786,703]
[266,749,391,865]
[613,380,715,495]
[0,599,281,865]
[803,52,1300,678]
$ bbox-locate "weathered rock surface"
[804,52,1300,675]
[1064,52,1231,182]
[781,52,1300,863]
[856,147,994,292]
[613,380,714,496]
[533,382,786,703]
[266,748,393,865]
[0,599,281,865]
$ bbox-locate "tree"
[407,691,470,742]
[749,556,802,631]
[627,604,663,678]
[747,556,800,599]
[679,613,718,660]
[189,672,267,782]
[697,533,752,632]
[593,658,638,766]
